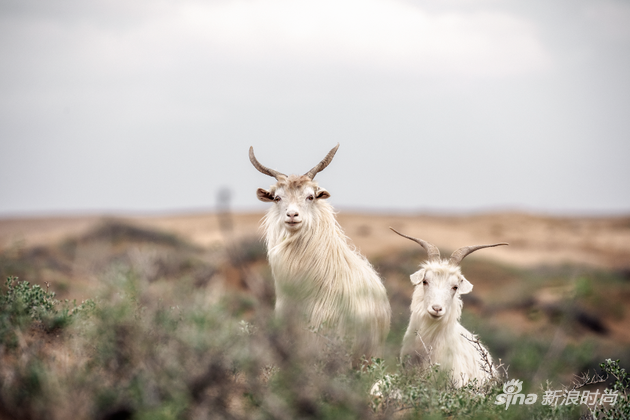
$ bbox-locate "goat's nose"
[287,210,299,218]
[431,305,442,313]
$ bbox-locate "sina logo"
[495,379,537,409]
[504,379,523,394]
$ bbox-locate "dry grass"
[0,212,629,419]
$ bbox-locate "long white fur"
[259,174,391,360]
[401,260,493,386]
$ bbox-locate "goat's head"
[250,144,339,232]
[390,227,508,321]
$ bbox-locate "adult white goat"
[391,227,507,386]
[250,144,391,362]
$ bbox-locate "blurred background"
[0,2,629,418]
[1,0,629,216]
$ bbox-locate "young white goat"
[391,227,507,387]
[250,144,391,362]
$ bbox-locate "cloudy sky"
[1,0,629,216]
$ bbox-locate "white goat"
[249,144,391,362]
[391,227,507,387]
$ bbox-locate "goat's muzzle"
[428,305,444,319]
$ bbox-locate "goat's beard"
[428,312,445,320]
[420,309,446,321]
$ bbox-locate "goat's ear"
[458,276,473,294]
[257,188,274,202]
[410,269,425,285]
[316,188,330,200]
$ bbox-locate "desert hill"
[2,211,630,269]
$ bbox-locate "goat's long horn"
[448,243,509,266]
[304,143,340,180]
[249,146,286,179]
[389,227,441,262]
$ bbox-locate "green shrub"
[0,269,623,420]
[588,359,630,420]
[0,276,95,346]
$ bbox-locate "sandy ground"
[1,211,629,269]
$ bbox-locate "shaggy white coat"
[260,175,391,360]
[401,260,493,386]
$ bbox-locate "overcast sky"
[1,0,629,217]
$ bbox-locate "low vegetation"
[0,220,628,419]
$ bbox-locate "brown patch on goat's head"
[256,175,308,202]
[271,175,330,202]
[277,174,312,191]
[257,175,331,203]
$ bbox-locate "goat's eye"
[452,286,458,291]
[274,196,281,202]
[306,195,314,201]
[422,280,428,285]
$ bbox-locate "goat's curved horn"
[448,243,509,266]
[304,143,340,180]
[249,146,286,179]
[389,227,441,262]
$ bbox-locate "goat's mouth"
[285,220,302,228]
[428,312,444,320]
